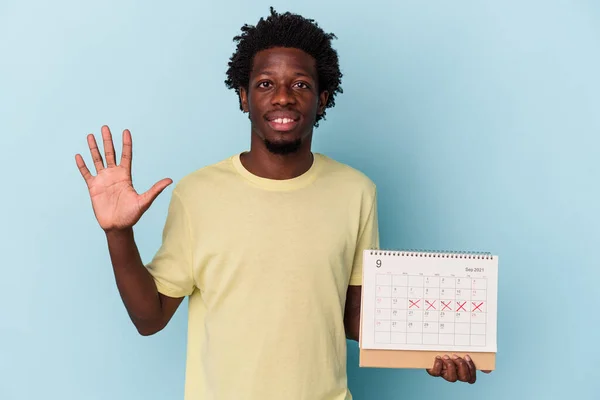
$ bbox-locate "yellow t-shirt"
[146,152,379,400]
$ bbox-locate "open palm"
[75,125,172,231]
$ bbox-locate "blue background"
[1,1,599,399]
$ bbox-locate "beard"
[263,137,302,155]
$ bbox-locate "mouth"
[265,112,301,132]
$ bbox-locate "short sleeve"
[146,189,196,297]
[349,187,380,286]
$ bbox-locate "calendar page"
[361,250,498,353]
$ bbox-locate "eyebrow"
[257,71,315,79]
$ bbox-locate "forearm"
[105,228,163,334]
[344,312,360,341]
[344,285,361,342]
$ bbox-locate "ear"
[317,90,329,115]
[240,87,249,113]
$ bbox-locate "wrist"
[105,227,134,241]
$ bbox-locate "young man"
[75,8,484,400]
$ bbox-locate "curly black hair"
[224,7,343,126]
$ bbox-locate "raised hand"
[75,125,172,232]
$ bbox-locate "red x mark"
[426,300,436,310]
[409,299,420,309]
[441,301,452,311]
[457,301,466,312]
[472,302,484,312]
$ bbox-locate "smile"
[272,118,294,124]
[266,117,300,132]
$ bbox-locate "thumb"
[139,178,173,210]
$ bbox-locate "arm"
[106,228,183,336]
[343,285,362,341]
[345,184,378,342]
[75,125,182,336]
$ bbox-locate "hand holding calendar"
[359,249,499,374]
[426,354,491,384]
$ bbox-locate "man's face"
[240,47,329,155]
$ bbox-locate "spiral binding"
[368,248,494,260]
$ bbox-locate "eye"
[257,81,272,88]
[294,82,310,89]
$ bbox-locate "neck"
[240,133,314,180]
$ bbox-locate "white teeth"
[274,118,294,124]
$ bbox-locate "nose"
[272,85,296,106]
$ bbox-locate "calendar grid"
[374,274,488,348]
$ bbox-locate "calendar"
[361,249,498,353]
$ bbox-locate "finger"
[139,178,173,210]
[482,370,492,374]
[441,355,457,382]
[453,355,471,383]
[101,125,117,167]
[87,134,105,173]
[426,356,443,377]
[120,129,133,171]
[75,154,93,186]
[464,355,477,384]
